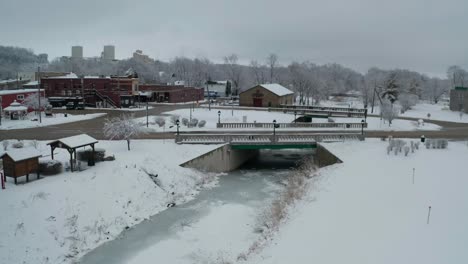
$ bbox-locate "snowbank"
[249,139,468,264]
[135,108,441,132]
[0,113,106,130]
[0,140,219,264]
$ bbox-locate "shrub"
[39,160,63,175]
[29,140,39,149]
[188,118,198,127]
[198,120,206,128]
[77,148,105,162]
[181,118,189,126]
[12,140,24,148]
[154,117,166,127]
[170,115,180,125]
[2,140,9,151]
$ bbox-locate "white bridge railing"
[216,122,368,129]
[268,106,368,118]
[279,104,367,113]
[175,133,364,144]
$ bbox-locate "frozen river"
[80,149,313,264]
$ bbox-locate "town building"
[71,46,83,59]
[102,45,115,60]
[0,89,45,109]
[133,50,153,63]
[0,79,30,90]
[239,83,294,107]
[205,80,232,97]
[40,72,138,108]
[139,84,204,103]
[450,87,468,113]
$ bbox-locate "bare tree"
[266,53,278,83]
[249,60,267,84]
[223,54,243,95]
[447,65,467,88]
[103,114,145,151]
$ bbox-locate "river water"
[79,149,314,264]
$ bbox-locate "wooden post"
[51,146,55,160]
[427,206,432,224]
[68,149,74,172]
[26,174,29,182]
[92,144,95,165]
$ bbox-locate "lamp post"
[218,110,221,124]
[361,119,365,135]
[273,119,277,136]
[294,110,297,123]
[176,119,180,135]
[146,100,149,127]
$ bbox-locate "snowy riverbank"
[0,140,219,264]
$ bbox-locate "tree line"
[1,45,467,106]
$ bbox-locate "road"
[1,105,468,140]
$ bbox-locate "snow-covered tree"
[103,114,145,151]
[381,101,399,126]
[22,92,46,114]
[398,92,418,113]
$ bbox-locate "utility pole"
[371,81,377,114]
[38,66,42,123]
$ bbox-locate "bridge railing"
[279,104,367,113]
[216,122,368,129]
[268,107,367,118]
[175,133,364,144]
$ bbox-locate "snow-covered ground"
[0,140,219,264]
[109,139,468,264]
[0,113,106,130]
[248,139,468,264]
[135,108,441,132]
[318,99,468,123]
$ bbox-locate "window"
[17,94,24,100]
[76,89,81,95]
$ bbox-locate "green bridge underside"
[231,143,317,150]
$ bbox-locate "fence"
[216,122,367,129]
[279,104,367,113]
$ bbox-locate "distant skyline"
[1,0,467,78]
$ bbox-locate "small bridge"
[279,104,367,113]
[267,105,368,118]
[216,122,368,129]
[175,133,364,148]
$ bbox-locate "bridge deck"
[175,133,364,145]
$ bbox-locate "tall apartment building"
[71,46,83,58]
[102,45,115,60]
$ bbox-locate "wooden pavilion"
[47,134,98,172]
[0,148,42,184]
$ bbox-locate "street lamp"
[273,119,277,136]
[361,119,365,135]
[176,119,180,135]
[218,110,221,124]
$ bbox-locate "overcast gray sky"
[1,0,467,77]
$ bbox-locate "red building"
[41,73,139,108]
[0,89,45,110]
[139,84,204,103]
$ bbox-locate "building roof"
[47,134,98,149]
[0,89,44,96]
[3,101,28,112]
[0,148,42,162]
[23,81,39,86]
[48,73,79,79]
[243,83,293,97]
